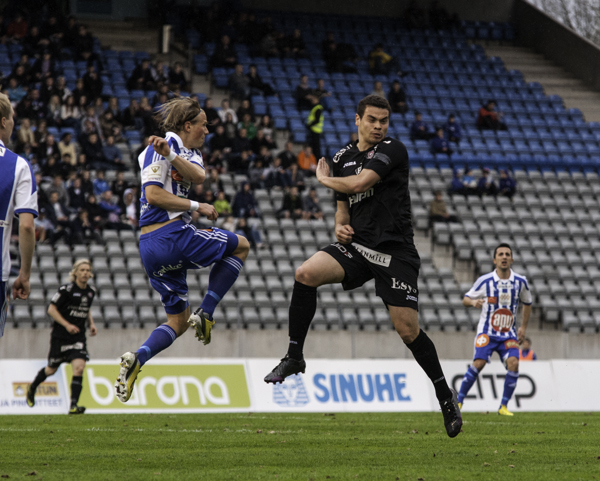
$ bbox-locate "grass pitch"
[0,412,598,480]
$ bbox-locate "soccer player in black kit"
[264,95,462,437]
[27,259,97,414]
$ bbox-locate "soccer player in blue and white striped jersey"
[0,93,37,337]
[115,97,249,402]
[458,243,532,415]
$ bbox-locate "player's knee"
[233,235,250,261]
[295,264,318,287]
[45,366,58,376]
[473,359,487,371]
[506,357,519,372]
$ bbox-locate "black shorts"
[48,338,89,368]
[321,242,420,310]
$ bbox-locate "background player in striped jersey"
[0,92,37,338]
[458,243,532,415]
[115,97,249,403]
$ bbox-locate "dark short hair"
[357,95,391,118]
[524,337,531,344]
[494,243,512,258]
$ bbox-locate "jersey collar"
[166,131,186,151]
[493,269,514,282]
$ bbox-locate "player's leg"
[27,346,60,407]
[457,357,487,407]
[264,250,347,383]
[499,354,519,415]
[69,358,86,414]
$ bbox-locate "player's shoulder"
[512,271,529,284]
[375,137,408,159]
[58,283,73,293]
[87,285,97,294]
[332,141,356,164]
[472,272,495,287]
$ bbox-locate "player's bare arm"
[13,212,35,300]
[517,304,532,343]
[316,158,381,194]
[149,135,205,184]
[463,296,484,308]
[48,303,79,334]
[334,200,354,244]
[88,312,97,337]
[145,185,218,221]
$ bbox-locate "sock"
[136,324,177,367]
[458,365,480,404]
[286,281,318,360]
[405,329,452,402]
[501,370,519,407]
[200,256,244,320]
[30,368,48,392]
[70,376,83,407]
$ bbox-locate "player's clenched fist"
[198,203,218,221]
[149,135,171,157]
[335,224,354,244]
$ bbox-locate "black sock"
[405,329,452,402]
[286,281,317,360]
[30,368,48,391]
[70,376,83,407]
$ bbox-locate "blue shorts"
[473,333,520,366]
[0,281,7,337]
[139,221,238,315]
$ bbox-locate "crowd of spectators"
[449,167,516,198]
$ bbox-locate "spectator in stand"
[121,98,140,131]
[82,63,103,102]
[127,59,155,91]
[81,106,102,139]
[111,171,129,200]
[260,31,279,58]
[82,132,107,170]
[297,144,317,176]
[151,83,175,108]
[60,96,81,129]
[47,174,70,205]
[248,158,267,189]
[39,76,58,105]
[388,80,408,114]
[498,169,517,198]
[312,78,332,112]
[234,217,263,249]
[58,132,76,162]
[210,124,231,154]
[306,94,323,159]
[370,81,386,99]
[236,98,255,123]
[93,170,109,196]
[477,168,497,196]
[257,114,274,138]
[213,191,233,215]
[295,75,313,111]
[55,77,72,103]
[67,177,87,212]
[410,111,433,141]
[448,169,465,195]
[246,64,275,97]
[121,188,139,230]
[168,62,189,91]
[46,95,62,127]
[218,98,238,124]
[38,134,61,166]
[444,113,462,144]
[46,191,72,244]
[287,162,306,192]
[84,193,104,231]
[222,112,238,140]
[368,43,401,76]
[103,135,127,170]
[462,168,479,196]
[32,51,56,82]
[99,190,126,230]
[203,168,225,197]
[151,60,168,86]
[277,186,304,219]
[72,209,103,245]
[277,141,297,169]
[430,127,453,156]
[7,13,28,41]
[100,110,123,142]
[16,118,36,152]
[105,96,121,122]
[7,77,27,104]
[211,34,237,69]
[203,98,221,132]
[477,100,507,131]
[252,129,277,155]
[34,207,53,243]
[429,190,459,223]
[263,155,290,190]
[74,25,98,66]
[231,129,253,159]
[303,188,323,220]
[284,28,307,58]
[232,182,259,218]
[237,113,257,140]
[80,170,94,197]
[519,338,537,361]
[228,64,250,100]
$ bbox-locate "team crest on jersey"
[499,292,511,305]
[475,334,489,347]
[367,150,374,159]
[490,308,514,332]
[355,166,363,175]
[151,166,159,173]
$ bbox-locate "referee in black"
[265,95,462,437]
[27,259,97,414]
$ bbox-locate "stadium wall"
[3,328,599,360]
[513,0,600,91]
[241,0,514,22]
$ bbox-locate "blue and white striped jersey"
[138,132,205,227]
[0,140,38,281]
[464,269,532,339]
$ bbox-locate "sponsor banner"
[0,360,70,414]
[549,360,600,411]
[247,359,434,412]
[77,359,251,413]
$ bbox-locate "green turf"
[0,412,598,480]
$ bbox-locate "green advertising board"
[66,363,251,411]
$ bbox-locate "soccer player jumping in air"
[458,244,532,415]
[115,97,249,403]
[264,95,462,437]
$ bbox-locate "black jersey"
[332,137,414,249]
[50,282,96,342]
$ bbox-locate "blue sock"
[136,324,177,367]
[457,365,479,404]
[200,256,243,320]
[501,370,519,407]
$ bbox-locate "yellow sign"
[13,382,59,397]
